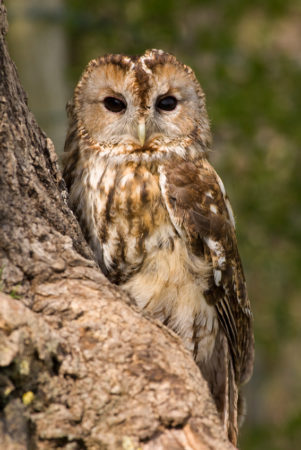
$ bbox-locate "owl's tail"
[200,329,239,447]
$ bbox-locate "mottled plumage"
[63,49,254,445]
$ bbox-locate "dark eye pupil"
[156,96,177,111]
[104,96,126,112]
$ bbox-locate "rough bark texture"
[0,2,235,448]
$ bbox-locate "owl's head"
[71,49,211,158]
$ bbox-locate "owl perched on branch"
[63,49,254,445]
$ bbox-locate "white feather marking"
[218,255,226,267]
[216,173,236,228]
[205,237,224,257]
[225,198,236,228]
[173,145,187,158]
[89,166,103,190]
[210,204,218,214]
[244,306,252,317]
[102,168,116,194]
[102,242,113,269]
[206,191,214,199]
[205,238,226,270]
[216,173,226,197]
[119,171,135,188]
[214,269,222,286]
[159,169,184,238]
[139,55,153,76]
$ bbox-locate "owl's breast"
[90,162,175,283]
[100,163,216,360]
[71,157,217,363]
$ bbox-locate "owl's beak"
[137,119,146,146]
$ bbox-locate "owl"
[63,49,254,445]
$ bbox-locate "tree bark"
[0,2,235,448]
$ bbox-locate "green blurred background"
[5,0,301,448]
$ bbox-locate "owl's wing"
[159,157,254,384]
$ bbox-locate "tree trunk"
[0,2,235,448]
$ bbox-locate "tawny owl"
[63,49,254,445]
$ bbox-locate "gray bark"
[0,2,235,448]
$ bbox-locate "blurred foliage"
[6,0,301,448]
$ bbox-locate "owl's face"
[74,50,210,153]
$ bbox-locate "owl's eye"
[156,96,178,111]
[104,97,126,113]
